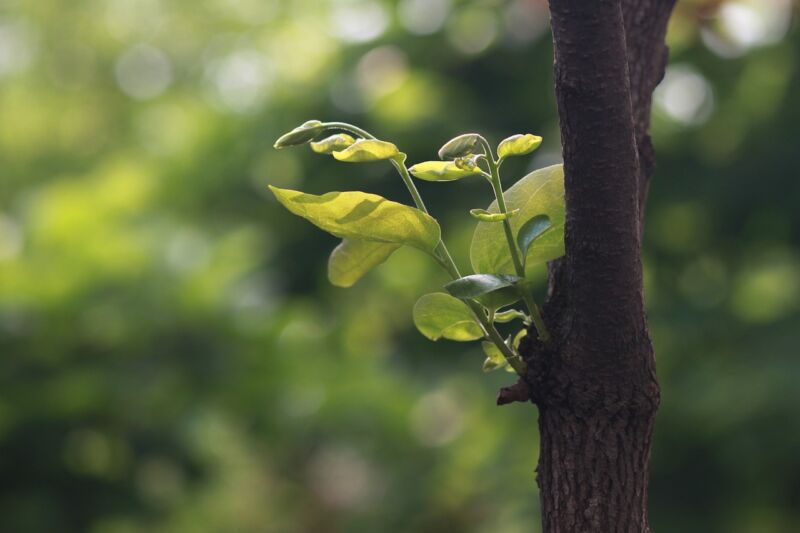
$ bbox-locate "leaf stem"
[478,137,551,343]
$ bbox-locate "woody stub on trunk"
[498,1,678,531]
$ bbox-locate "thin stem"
[479,137,551,343]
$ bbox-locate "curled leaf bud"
[497,134,543,160]
[310,133,356,154]
[454,154,480,172]
[274,120,325,148]
[438,133,482,160]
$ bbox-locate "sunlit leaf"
[413,293,484,341]
[470,164,565,274]
[469,208,519,222]
[482,341,508,372]
[438,133,482,160]
[328,238,400,287]
[274,120,325,148]
[332,139,400,162]
[311,133,356,154]
[497,133,542,160]
[409,161,481,182]
[269,186,440,252]
[517,214,552,262]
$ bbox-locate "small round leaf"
[497,134,542,160]
[438,133,482,160]
[332,139,400,163]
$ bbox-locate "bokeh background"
[1,0,799,531]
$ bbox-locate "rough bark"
[511,1,675,532]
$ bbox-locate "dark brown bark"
[512,1,675,531]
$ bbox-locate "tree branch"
[621,0,677,223]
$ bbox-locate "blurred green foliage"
[0,0,798,532]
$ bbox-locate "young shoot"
[271,120,565,377]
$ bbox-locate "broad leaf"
[470,164,565,274]
[413,293,484,341]
[438,133,482,160]
[269,186,440,252]
[409,161,481,182]
[497,133,542,160]
[469,208,519,222]
[328,239,400,287]
[517,214,552,261]
[482,341,507,372]
[311,133,355,154]
[274,120,325,148]
[332,139,400,162]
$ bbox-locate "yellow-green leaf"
[311,133,356,154]
[332,139,400,162]
[328,239,400,288]
[409,161,481,182]
[438,133,482,159]
[413,293,484,342]
[470,164,565,274]
[497,134,542,160]
[269,186,440,252]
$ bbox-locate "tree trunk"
[509,1,676,531]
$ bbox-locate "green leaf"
[413,293,484,342]
[269,186,440,252]
[311,133,356,154]
[409,161,481,182]
[332,139,400,162]
[517,214,553,262]
[444,274,522,311]
[274,120,325,148]
[469,208,520,222]
[481,341,508,372]
[497,133,542,160]
[494,309,526,323]
[438,133,482,160]
[470,164,565,274]
[327,239,400,288]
